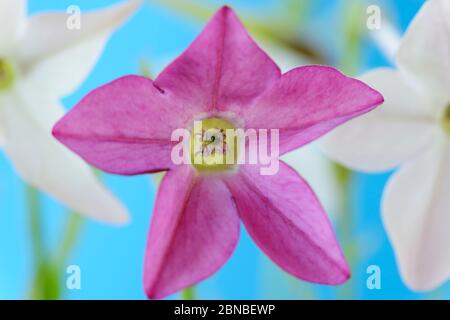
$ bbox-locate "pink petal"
[154,6,281,113]
[53,75,192,175]
[224,162,350,285]
[144,165,240,299]
[242,66,384,154]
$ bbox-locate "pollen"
[190,117,239,172]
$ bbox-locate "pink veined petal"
[223,162,350,285]
[282,144,340,219]
[53,75,191,175]
[144,165,240,299]
[154,6,281,114]
[241,66,384,155]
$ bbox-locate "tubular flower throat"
[0,58,15,91]
[443,105,450,134]
[190,117,239,172]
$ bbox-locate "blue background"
[1,0,447,300]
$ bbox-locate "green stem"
[333,163,356,299]
[26,184,59,300]
[56,213,84,268]
[181,287,196,300]
[26,184,45,266]
[340,0,366,75]
[27,184,84,300]
[139,59,152,79]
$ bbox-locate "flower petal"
[0,0,26,56]
[53,75,186,175]
[224,162,349,285]
[396,0,450,108]
[154,6,280,114]
[2,84,129,224]
[242,66,384,155]
[371,20,401,63]
[282,143,339,220]
[0,94,10,146]
[144,165,240,299]
[320,68,437,173]
[382,135,450,291]
[18,0,141,97]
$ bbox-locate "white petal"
[2,83,129,224]
[0,0,26,56]
[382,134,450,291]
[282,143,339,220]
[0,117,3,146]
[320,68,437,173]
[370,20,401,63]
[396,0,450,108]
[0,93,12,146]
[18,0,141,97]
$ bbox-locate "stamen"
[0,58,15,91]
[190,117,238,172]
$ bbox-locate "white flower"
[0,0,141,224]
[320,0,450,291]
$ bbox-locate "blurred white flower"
[321,0,450,291]
[0,0,141,224]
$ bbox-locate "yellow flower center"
[443,105,450,135]
[190,117,239,172]
[0,58,15,91]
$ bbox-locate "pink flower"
[52,6,383,299]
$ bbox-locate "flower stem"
[332,163,357,299]
[26,184,60,300]
[26,184,84,299]
[181,287,196,300]
[340,0,366,75]
[26,184,45,266]
[56,212,84,269]
[139,59,152,79]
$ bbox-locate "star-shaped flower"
[0,0,141,223]
[321,0,450,291]
[53,6,383,298]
